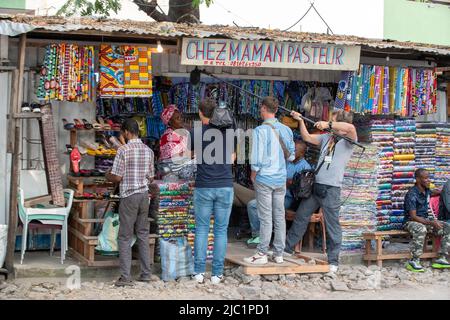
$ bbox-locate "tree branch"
[133,0,170,22]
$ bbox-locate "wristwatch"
[328,121,332,130]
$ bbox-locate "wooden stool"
[286,208,327,254]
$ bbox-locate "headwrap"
[161,105,178,125]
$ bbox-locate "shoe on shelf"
[406,259,424,272]
[70,147,81,174]
[62,118,75,130]
[114,276,135,287]
[243,252,268,265]
[21,102,31,112]
[211,275,223,285]
[246,236,260,248]
[30,102,41,113]
[432,256,450,269]
[82,119,93,130]
[192,273,205,284]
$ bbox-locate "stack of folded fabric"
[435,123,450,190]
[187,211,215,260]
[339,144,378,252]
[391,119,416,230]
[369,119,394,231]
[415,122,436,183]
[157,182,193,239]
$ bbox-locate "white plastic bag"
[0,224,7,268]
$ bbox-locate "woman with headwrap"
[159,105,195,180]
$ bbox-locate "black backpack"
[290,169,316,200]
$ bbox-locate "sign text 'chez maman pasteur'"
[181,38,361,71]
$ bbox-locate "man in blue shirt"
[403,169,450,272]
[244,97,295,265]
[245,140,310,248]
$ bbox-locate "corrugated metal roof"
[2,14,450,56]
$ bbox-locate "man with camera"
[285,109,357,273]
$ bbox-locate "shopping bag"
[160,237,194,281]
[95,211,136,256]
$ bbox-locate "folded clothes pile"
[339,144,378,252]
[368,119,395,231]
[388,118,416,230]
[157,181,193,239]
[435,123,450,190]
[415,122,436,185]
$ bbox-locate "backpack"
[290,169,316,200]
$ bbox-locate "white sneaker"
[273,256,284,264]
[193,273,205,284]
[243,252,268,265]
[329,264,339,273]
[211,275,223,285]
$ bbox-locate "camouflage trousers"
[404,221,450,260]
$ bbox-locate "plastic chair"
[17,188,74,264]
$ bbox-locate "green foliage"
[192,0,214,8]
[57,0,121,18]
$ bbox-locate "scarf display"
[336,65,437,116]
[339,144,378,252]
[37,44,95,102]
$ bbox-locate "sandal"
[92,120,103,130]
[80,169,92,177]
[62,118,75,130]
[82,119,93,130]
[109,136,123,150]
[70,147,81,174]
[97,117,111,130]
[107,119,121,130]
[74,119,85,130]
[91,169,103,177]
[66,144,73,153]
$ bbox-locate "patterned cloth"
[159,127,189,161]
[161,105,178,126]
[111,139,155,198]
[124,46,156,97]
[99,45,125,97]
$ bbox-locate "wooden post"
[5,34,26,278]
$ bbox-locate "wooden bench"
[363,230,439,267]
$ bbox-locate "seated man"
[403,169,450,272]
[233,140,311,248]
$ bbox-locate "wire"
[214,0,254,27]
[283,3,314,31]
[311,2,334,34]
[340,147,365,206]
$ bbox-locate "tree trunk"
[133,0,200,23]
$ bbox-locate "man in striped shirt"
[106,118,155,287]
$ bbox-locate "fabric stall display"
[96,98,153,117]
[415,122,436,187]
[390,118,416,230]
[169,80,336,121]
[336,65,437,117]
[99,45,156,98]
[435,123,450,190]
[37,44,95,102]
[339,144,378,252]
[368,119,395,231]
[157,182,193,240]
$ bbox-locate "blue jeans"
[247,192,293,238]
[193,187,233,276]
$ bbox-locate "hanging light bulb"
[157,41,163,53]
